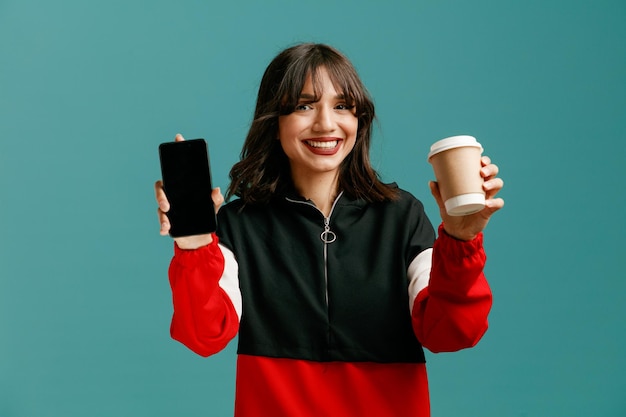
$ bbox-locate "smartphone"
[158,138,217,237]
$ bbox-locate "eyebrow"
[299,93,346,100]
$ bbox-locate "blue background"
[1,0,625,416]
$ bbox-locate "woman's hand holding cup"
[428,135,504,241]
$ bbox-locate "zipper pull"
[320,217,337,244]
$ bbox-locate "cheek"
[345,120,359,141]
[345,136,357,154]
[344,121,360,153]
[277,116,303,139]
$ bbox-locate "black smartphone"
[158,138,216,237]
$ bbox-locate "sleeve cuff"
[436,224,484,259]
[173,233,220,257]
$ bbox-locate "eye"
[335,103,355,111]
[295,103,313,111]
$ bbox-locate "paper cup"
[428,135,485,216]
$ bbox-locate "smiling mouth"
[304,140,340,149]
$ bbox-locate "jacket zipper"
[285,192,342,305]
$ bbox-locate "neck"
[291,170,340,217]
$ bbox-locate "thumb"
[429,181,445,209]
[212,187,225,213]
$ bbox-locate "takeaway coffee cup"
[428,135,485,216]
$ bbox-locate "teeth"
[306,140,338,149]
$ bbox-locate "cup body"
[428,135,485,216]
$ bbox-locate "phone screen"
[158,139,216,237]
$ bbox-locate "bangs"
[277,49,369,115]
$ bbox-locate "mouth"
[303,138,342,155]
[303,138,341,151]
[304,139,340,149]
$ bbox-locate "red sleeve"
[412,224,493,353]
[168,234,240,357]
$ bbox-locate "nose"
[312,105,335,133]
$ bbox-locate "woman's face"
[278,67,358,183]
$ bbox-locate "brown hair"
[226,43,398,204]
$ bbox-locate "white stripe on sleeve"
[217,243,242,320]
[407,248,432,314]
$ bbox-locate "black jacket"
[216,188,435,363]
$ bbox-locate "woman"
[155,43,504,416]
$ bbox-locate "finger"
[484,197,505,213]
[154,180,170,212]
[481,155,492,166]
[157,207,171,236]
[481,163,499,180]
[429,181,445,210]
[155,180,171,235]
[483,177,504,199]
[212,187,224,213]
[175,133,185,142]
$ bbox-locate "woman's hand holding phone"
[155,134,224,250]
